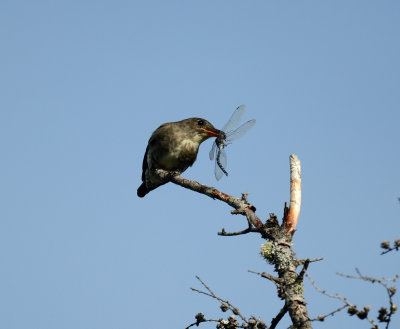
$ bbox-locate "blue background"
[1,1,399,328]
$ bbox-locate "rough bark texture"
[260,216,311,329]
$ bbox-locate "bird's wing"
[141,145,149,182]
[141,123,171,180]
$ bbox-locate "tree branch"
[218,227,258,236]
[307,271,384,328]
[337,268,399,329]
[248,270,284,285]
[285,154,301,234]
[270,304,288,329]
[191,276,248,324]
[157,155,312,328]
[155,169,263,228]
[380,239,400,255]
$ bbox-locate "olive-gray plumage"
[137,118,220,197]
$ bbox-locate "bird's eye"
[197,120,204,126]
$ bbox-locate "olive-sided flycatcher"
[137,118,220,197]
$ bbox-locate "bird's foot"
[167,170,181,178]
[154,169,180,180]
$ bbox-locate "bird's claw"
[167,170,181,178]
[153,169,180,180]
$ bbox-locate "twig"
[218,227,257,236]
[297,257,323,266]
[312,304,348,322]
[337,268,400,283]
[380,239,400,255]
[218,217,259,236]
[185,316,219,329]
[307,272,381,328]
[191,276,248,324]
[248,270,284,285]
[185,314,248,329]
[337,268,399,329]
[306,272,349,303]
[297,259,310,280]
[270,304,288,329]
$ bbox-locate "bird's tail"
[137,180,169,198]
[137,183,149,198]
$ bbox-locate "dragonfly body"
[209,105,256,180]
[215,131,228,177]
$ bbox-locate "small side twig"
[219,215,258,236]
[191,276,248,324]
[313,304,348,322]
[296,257,323,266]
[218,227,257,236]
[297,259,310,281]
[270,304,288,329]
[337,268,399,329]
[336,268,400,283]
[185,314,219,329]
[307,272,382,328]
[380,239,400,255]
[248,269,284,285]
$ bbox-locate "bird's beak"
[201,127,220,137]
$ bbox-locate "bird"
[137,117,220,197]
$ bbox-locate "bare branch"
[185,313,219,329]
[248,269,284,285]
[380,239,400,255]
[285,154,301,234]
[297,259,310,280]
[337,268,399,328]
[306,272,350,303]
[297,258,323,266]
[270,304,288,329]
[312,304,348,322]
[336,268,400,283]
[218,227,257,236]
[307,272,383,328]
[191,276,248,324]
[156,169,263,228]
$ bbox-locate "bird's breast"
[158,139,200,171]
[172,139,199,156]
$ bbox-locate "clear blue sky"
[1,1,399,328]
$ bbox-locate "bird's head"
[178,118,220,144]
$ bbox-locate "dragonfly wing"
[215,158,224,181]
[220,148,227,170]
[222,105,247,133]
[225,119,256,143]
[209,141,217,160]
[215,148,227,181]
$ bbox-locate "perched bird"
[137,118,220,197]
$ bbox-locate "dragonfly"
[209,105,256,181]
